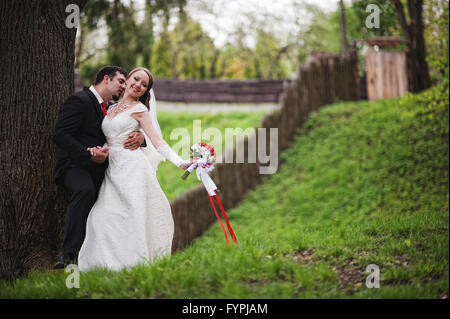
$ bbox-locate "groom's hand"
[124,131,144,150]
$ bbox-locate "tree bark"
[74,23,86,69]
[339,0,349,53]
[393,0,431,92]
[209,49,220,79]
[0,0,88,280]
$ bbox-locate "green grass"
[156,111,266,200]
[1,85,448,298]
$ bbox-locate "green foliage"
[295,1,400,64]
[149,13,294,80]
[80,0,110,30]
[79,59,108,84]
[75,0,111,83]
[150,14,219,79]
[76,1,296,79]
[350,0,401,38]
[75,0,448,82]
[172,14,217,79]
[399,82,449,130]
[76,0,188,79]
[253,29,291,79]
[150,31,173,78]
[424,0,449,85]
[147,0,187,22]
[105,1,141,71]
[296,5,342,63]
[1,84,448,298]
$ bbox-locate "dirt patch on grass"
[284,248,315,265]
[336,265,365,293]
[333,254,370,294]
[286,249,367,292]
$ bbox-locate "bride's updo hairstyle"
[127,67,154,110]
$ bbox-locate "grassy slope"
[1,86,448,298]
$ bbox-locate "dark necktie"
[101,102,107,118]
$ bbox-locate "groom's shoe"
[53,254,76,270]
[53,256,66,270]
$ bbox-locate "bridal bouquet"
[181,142,237,246]
[181,142,216,180]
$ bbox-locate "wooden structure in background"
[74,75,290,103]
[367,36,403,47]
[153,79,290,103]
[365,37,408,100]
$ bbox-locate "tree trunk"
[142,0,155,70]
[0,0,88,280]
[74,23,84,69]
[339,0,349,54]
[393,0,431,92]
[209,49,220,79]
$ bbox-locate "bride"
[78,67,191,271]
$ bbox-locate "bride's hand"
[179,159,194,170]
[87,146,102,156]
[88,146,109,163]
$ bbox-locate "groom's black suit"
[53,87,108,258]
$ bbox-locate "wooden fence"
[169,50,360,252]
[366,49,408,100]
[153,79,290,103]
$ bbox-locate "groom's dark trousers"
[52,87,108,258]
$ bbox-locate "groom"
[52,66,145,269]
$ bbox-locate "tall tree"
[140,0,155,70]
[393,0,431,92]
[0,0,89,280]
[171,13,216,79]
[339,0,349,53]
[151,24,173,78]
[105,0,140,71]
[254,29,292,79]
[75,0,110,68]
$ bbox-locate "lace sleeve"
[130,103,149,115]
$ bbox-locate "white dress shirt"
[89,85,104,105]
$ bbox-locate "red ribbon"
[209,191,237,246]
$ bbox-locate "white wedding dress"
[78,102,174,271]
